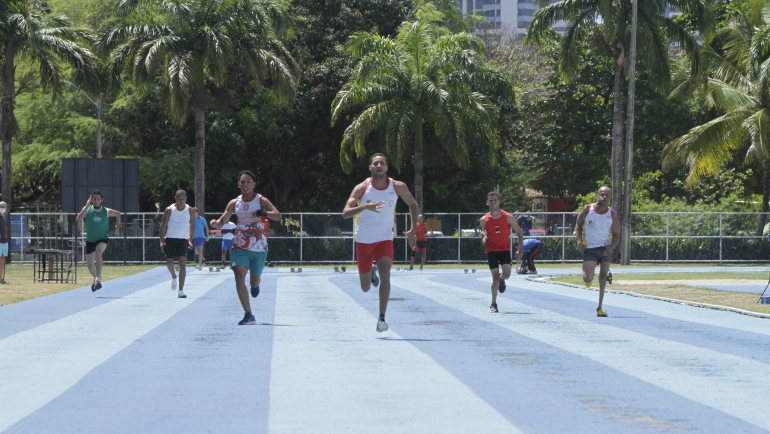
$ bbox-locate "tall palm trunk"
[1,41,18,244]
[194,109,206,215]
[611,41,626,216]
[757,157,770,235]
[413,115,424,214]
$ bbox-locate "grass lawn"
[552,273,770,315]
[0,264,158,307]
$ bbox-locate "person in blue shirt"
[517,238,543,274]
[193,209,209,270]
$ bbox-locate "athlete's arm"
[75,196,91,222]
[108,208,121,235]
[341,182,383,219]
[575,205,590,253]
[607,209,621,256]
[508,214,524,262]
[479,216,487,245]
[210,200,236,229]
[188,208,197,248]
[394,181,418,249]
[159,207,171,247]
[259,197,282,221]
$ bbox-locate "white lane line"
[0,271,231,433]
[406,275,770,431]
[500,276,770,336]
[268,276,522,434]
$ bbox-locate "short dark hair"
[369,153,388,165]
[487,191,499,199]
[175,189,186,197]
[91,190,103,199]
[238,170,257,183]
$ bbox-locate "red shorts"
[356,240,394,273]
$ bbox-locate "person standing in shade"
[480,191,523,313]
[342,153,418,332]
[76,191,121,292]
[209,170,281,325]
[0,201,8,284]
[220,219,237,269]
[408,214,427,271]
[517,238,543,274]
[575,186,620,317]
[159,190,195,298]
[193,209,209,270]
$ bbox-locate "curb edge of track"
[528,276,770,320]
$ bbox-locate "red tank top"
[416,222,427,241]
[484,211,511,254]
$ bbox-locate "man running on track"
[517,238,542,274]
[408,214,427,271]
[575,186,620,317]
[220,220,236,269]
[193,211,209,270]
[209,170,281,325]
[159,190,195,298]
[480,191,523,313]
[342,153,418,332]
[76,190,121,292]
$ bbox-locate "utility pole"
[63,81,103,158]
[621,0,639,265]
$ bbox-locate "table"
[33,249,77,283]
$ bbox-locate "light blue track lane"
[0,267,769,433]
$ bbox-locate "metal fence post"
[719,213,723,263]
[300,213,303,265]
[561,212,565,263]
[457,214,461,263]
[142,212,146,264]
[666,214,669,263]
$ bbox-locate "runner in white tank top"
[342,153,418,333]
[159,190,195,298]
[576,186,620,317]
[209,170,281,326]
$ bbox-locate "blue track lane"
[0,267,768,433]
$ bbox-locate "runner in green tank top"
[76,190,121,292]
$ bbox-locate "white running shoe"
[178,290,187,298]
[196,265,202,271]
[171,277,177,290]
[376,319,389,332]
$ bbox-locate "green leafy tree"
[100,0,297,213]
[663,0,770,234]
[331,19,514,212]
[525,0,711,216]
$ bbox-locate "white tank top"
[232,194,269,252]
[354,178,398,244]
[584,204,614,249]
[166,204,190,239]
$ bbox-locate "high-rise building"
[457,0,566,35]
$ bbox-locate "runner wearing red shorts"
[480,191,523,313]
[342,153,418,332]
[408,214,427,271]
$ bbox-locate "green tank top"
[84,206,110,242]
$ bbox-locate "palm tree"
[331,20,514,213]
[101,0,296,213]
[0,1,99,234]
[663,0,770,234]
[525,0,711,214]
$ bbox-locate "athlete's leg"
[376,255,393,316]
[165,258,177,278]
[528,245,542,271]
[598,259,611,308]
[582,260,598,286]
[500,263,512,280]
[232,265,251,314]
[409,248,416,269]
[177,255,187,290]
[196,245,204,267]
[86,252,97,279]
[356,243,375,292]
[94,242,107,279]
[420,248,426,268]
[490,267,500,305]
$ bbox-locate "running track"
[1,267,769,433]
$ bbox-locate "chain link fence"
[9,212,770,265]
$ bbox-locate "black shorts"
[487,251,512,269]
[85,239,109,255]
[583,246,611,263]
[164,238,188,259]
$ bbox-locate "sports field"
[1,266,769,433]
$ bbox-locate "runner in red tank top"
[408,215,427,271]
[479,191,523,313]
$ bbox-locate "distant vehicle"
[427,231,444,237]
[461,229,481,237]
[529,229,546,237]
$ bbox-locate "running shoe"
[529,269,537,274]
[376,319,389,332]
[585,281,592,288]
[238,313,256,325]
[596,307,608,317]
[94,280,102,291]
[178,290,187,299]
[607,271,613,285]
[371,266,380,287]
[498,279,506,293]
[196,265,202,271]
[171,277,177,290]
[490,303,498,313]
[0,279,7,284]
[409,265,413,271]
[419,266,423,271]
[251,285,260,298]
[91,280,98,292]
